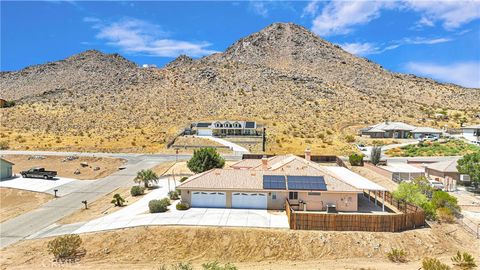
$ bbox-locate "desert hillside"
[1,23,479,154]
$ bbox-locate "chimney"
[261,155,268,170]
[305,148,311,161]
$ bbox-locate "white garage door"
[232,192,267,209]
[197,129,213,136]
[191,191,226,208]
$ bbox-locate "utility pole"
[262,127,266,153]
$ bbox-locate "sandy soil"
[0,188,53,223]
[58,187,149,224]
[2,155,126,180]
[1,223,478,270]
[349,166,398,192]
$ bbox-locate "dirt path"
[0,188,53,223]
[1,223,478,269]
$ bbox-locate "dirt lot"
[0,188,53,223]
[1,223,478,270]
[2,155,126,180]
[58,187,149,224]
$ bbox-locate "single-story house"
[0,158,14,180]
[425,158,469,183]
[360,121,443,139]
[410,127,443,139]
[462,124,480,143]
[193,120,260,136]
[365,161,425,182]
[178,151,387,212]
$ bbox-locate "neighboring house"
[461,125,480,143]
[193,120,260,136]
[360,121,416,138]
[360,121,443,139]
[178,151,387,212]
[0,158,14,180]
[365,161,425,182]
[425,158,470,183]
[410,127,443,139]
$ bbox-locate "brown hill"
[1,23,479,154]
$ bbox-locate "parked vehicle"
[418,135,438,142]
[356,144,367,151]
[428,180,444,190]
[20,167,57,179]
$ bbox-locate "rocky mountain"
[1,23,479,154]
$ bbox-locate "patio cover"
[323,166,388,191]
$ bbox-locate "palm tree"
[134,169,159,188]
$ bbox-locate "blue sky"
[1,1,479,88]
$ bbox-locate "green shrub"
[422,257,451,270]
[149,199,169,213]
[431,190,460,213]
[130,186,145,196]
[111,193,125,207]
[47,234,83,261]
[160,197,171,206]
[168,190,180,200]
[187,148,225,173]
[386,248,407,263]
[176,202,190,210]
[159,262,193,270]
[202,261,237,270]
[180,176,189,183]
[451,251,477,269]
[349,153,364,166]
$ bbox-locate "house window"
[308,192,321,196]
[289,192,298,200]
[271,192,277,200]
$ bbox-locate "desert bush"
[386,248,407,263]
[111,193,125,207]
[159,262,193,270]
[422,257,451,270]
[349,153,364,166]
[149,199,169,213]
[176,202,190,210]
[451,251,477,269]
[47,234,83,261]
[436,207,455,223]
[168,191,179,200]
[180,176,189,183]
[0,140,9,150]
[202,261,237,270]
[345,135,355,143]
[130,186,145,196]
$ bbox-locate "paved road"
[0,151,240,248]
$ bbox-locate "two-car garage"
[190,191,267,209]
[232,192,267,209]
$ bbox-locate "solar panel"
[263,175,286,190]
[245,121,256,128]
[287,176,327,190]
[196,122,212,128]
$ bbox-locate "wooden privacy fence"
[285,192,425,232]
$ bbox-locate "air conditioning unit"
[460,174,471,182]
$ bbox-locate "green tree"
[370,145,382,165]
[349,153,364,166]
[134,169,159,188]
[111,193,125,207]
[392,182,428,206]
[457,153,480,189]
[187,148,225,174]
[431,190,459,212]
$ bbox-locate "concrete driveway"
[0,176,90,196]
[193,135,249,155]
